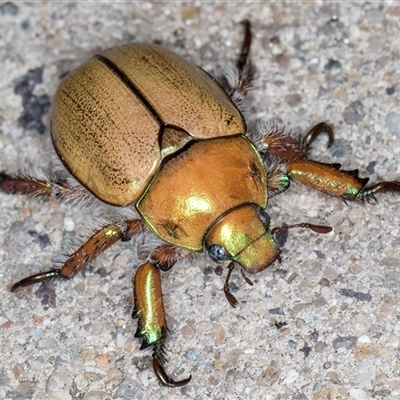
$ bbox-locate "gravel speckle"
[6,381,35,400]
[269,307,285,315]
[114,379,140,399]
[337,288,372,302]
[332,336,358,350]
[0,2,19,15]
[385,112,400,136]
[343,100,365,125]
[13,67,51,134]
[184,348,204,366]
[324,59,342,71]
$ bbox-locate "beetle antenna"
[271,223,332,239]
[223,262,238,308]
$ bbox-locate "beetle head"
[205,204,279,274]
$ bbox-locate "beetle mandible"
[1,21,400,387]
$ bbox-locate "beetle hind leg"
[0,170,99,207]
[0,171,69,198]
[234,20,254,96]
[226,20,254,104]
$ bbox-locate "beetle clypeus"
[2,21,400,387]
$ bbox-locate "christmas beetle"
[2,21,400,387]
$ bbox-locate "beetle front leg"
[133,246,191,386]
[257,123,400,202]
[286,160,400,202]
[11,219,146,291]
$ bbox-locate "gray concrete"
[1,2,400,399]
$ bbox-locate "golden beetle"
[1,21,399,386]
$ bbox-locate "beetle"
[1,21,400,387]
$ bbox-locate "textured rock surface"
[1,2,400,399]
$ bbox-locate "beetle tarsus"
[357,181,400,202]
[303,122,334,149]
[152,356,192,387]
[11,269,61,292]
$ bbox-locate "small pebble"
[358,335,371,344]
[333,336,358,350]
[116,318,126,328]
[181,5,200,24]
[106,367,123,383]
[385,112,400,136]
[64,216,75,232]
[82,391,107,400]
[184,348,204,366]
[284,369,299,384]
[47,368,74,391]
[6,381,35,399]
[269,307,285,315]
[0,2,19,15]
[181,324,195,338]
[114,379,140,399]
[212,324,225,345]
[116,332,126,348]
[81,348,97,362]
[95,354,110,367]
[324,58,342,70]
[343,101,365,125]
[349,388,368,400]
[257,361,281,386]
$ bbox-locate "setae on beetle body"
[1,22,400,386]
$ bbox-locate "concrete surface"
[1,2,400,399]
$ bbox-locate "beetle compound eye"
[208,245,230,262]
[257,208,271,228]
